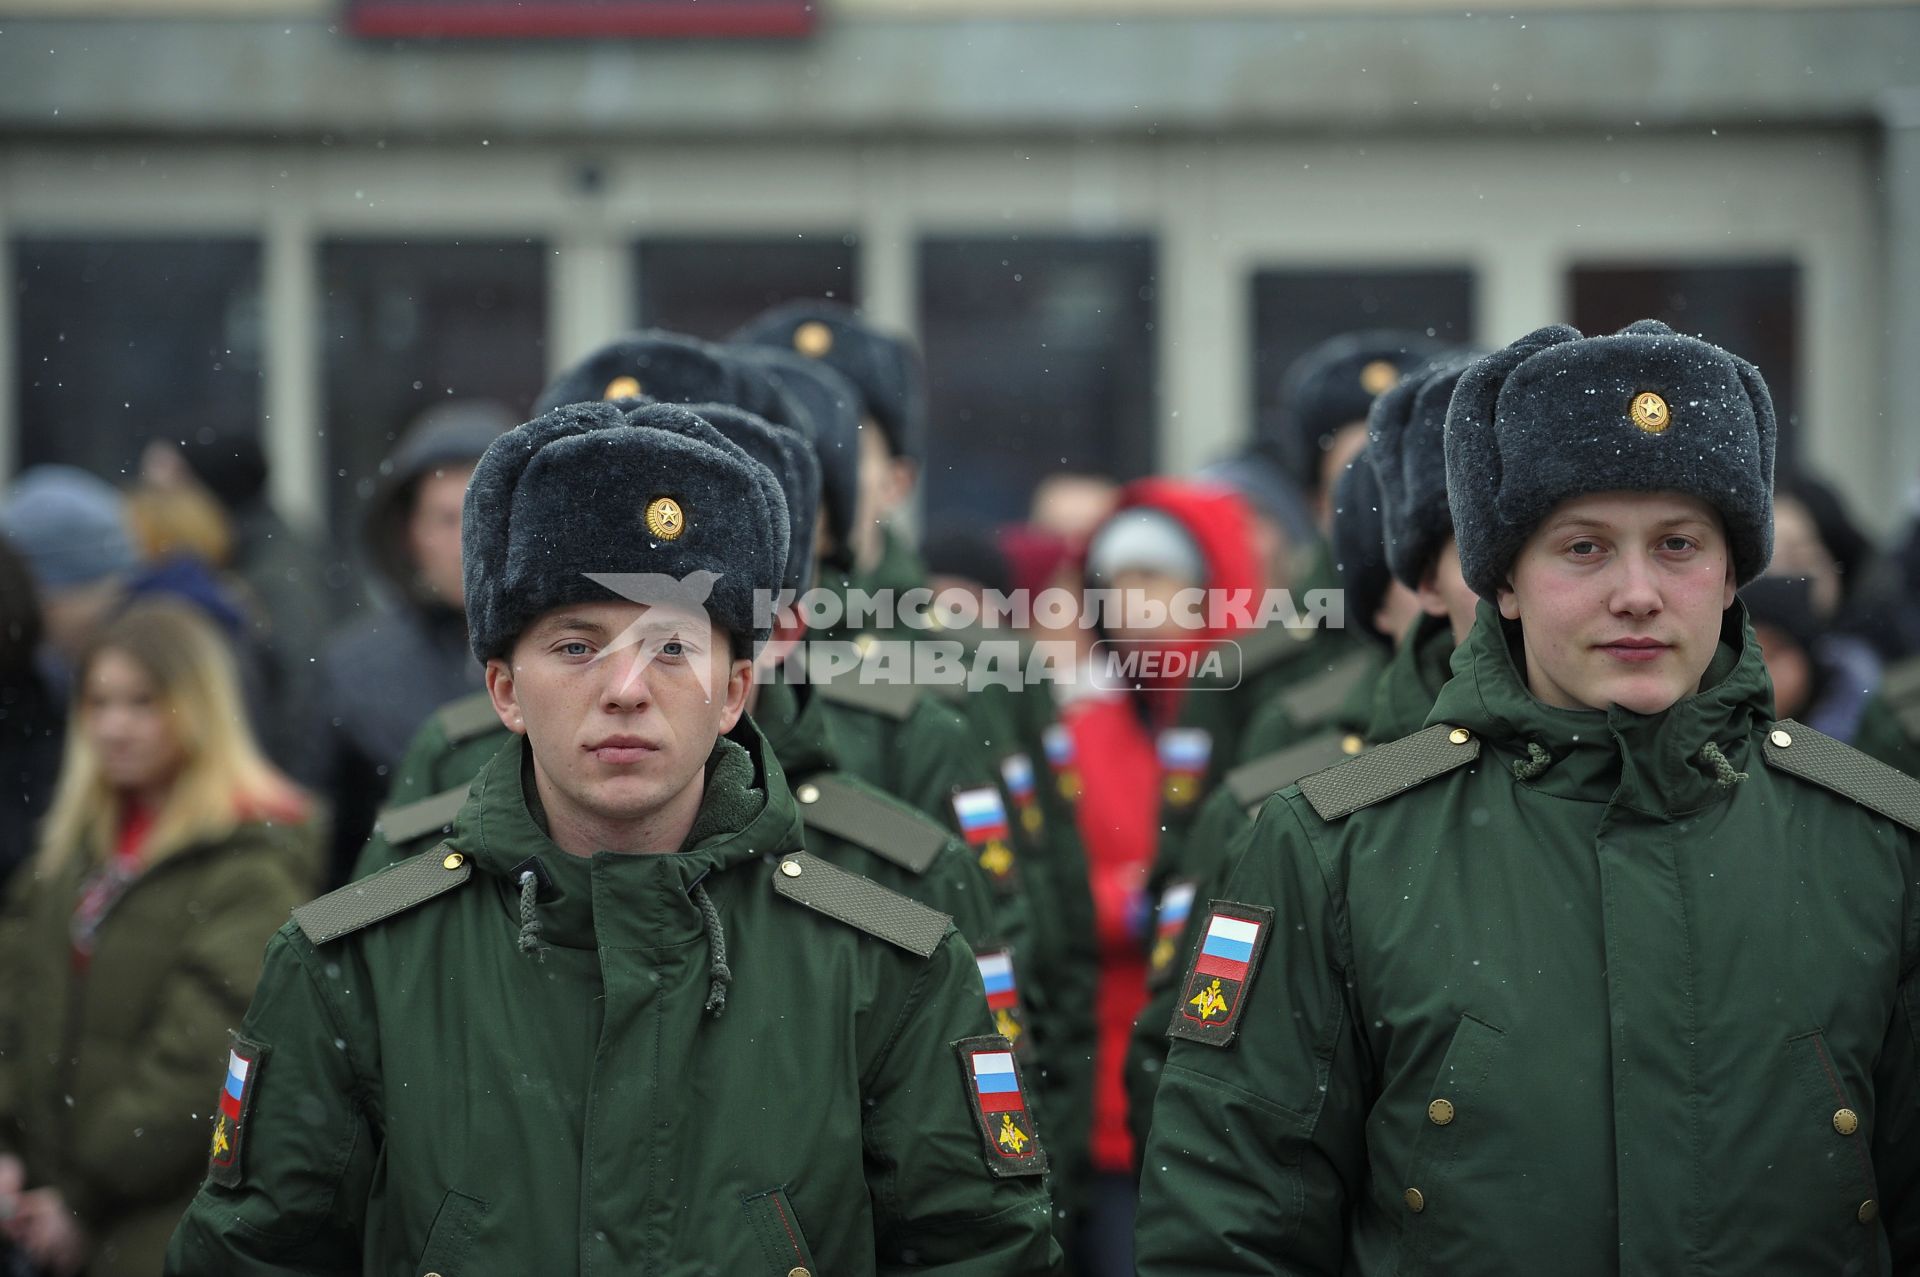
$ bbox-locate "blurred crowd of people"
[4,302,1920,1276]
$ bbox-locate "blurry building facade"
[1,0,1917,550]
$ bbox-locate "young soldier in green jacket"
[167,401,1059,1275]
[1136,320,1920,1274]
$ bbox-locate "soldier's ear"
[485,657,526,735]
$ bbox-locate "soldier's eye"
[560,641,591,657]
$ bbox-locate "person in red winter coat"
[1059,477,1259,1276]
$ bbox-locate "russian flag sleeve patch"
[1167,901,1274,1047]
[955,1035,1047,1177]
[207,1034,267,1187]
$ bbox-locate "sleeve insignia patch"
[207,1034,267,1187]
[952,784,1020,892]
[956,1035,1047,1177]
[1043,724,1082,803]
[1167,901,1274,1047]
[1158,728,1213,809]
[975,947,1032,1060]
[998,752,1046,837]
[1147,878,1198,988]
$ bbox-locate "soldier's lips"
[1596,638,1670,663]
[587,737,660,764]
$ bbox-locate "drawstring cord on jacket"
[1512,740,1553,781]
[691,881,732,1018]
[517,870,545,960]
[1699,740,1748,790]
[511,862,731,1016]
[1509,737,1748,790]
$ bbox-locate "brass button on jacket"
[1404,1187,1426,1213]
[1834,1108,1860,1137]
[1427,1099,1455,1126]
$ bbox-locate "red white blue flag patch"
[208,1035,266,1187]
[1158,727,1213,809]
[952,785,1019,891]
[1043,724,1081,802]
[999,752,1045,836]
[975,947,1031,1059]
[1147,878,1198,988]
[956,1036,1046,1176]
[1168,901,1273,1046]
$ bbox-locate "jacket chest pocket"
[1393,1012,1505,1273]
[1786,1029,1883,1268]
[415,1188,487,1277]
[743,1185,820,1277]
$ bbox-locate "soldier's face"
[1496,491,1736,716]
[487,600,753,841]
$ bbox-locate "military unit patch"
[952,785,1020,891]
[1043,724,1082,803]
[999,752,1046,837]
[1168,902,1273,1047]
[1158,728,1213,809]
[208,1036,266,1187]
[975,947,1031,1059]
[956,1035,1047,1177]
[1147,878,1197,989]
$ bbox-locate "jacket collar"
[1428,598,1771,819]
[750,679,839,780]
[455,716,803,950]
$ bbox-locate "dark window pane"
[1249,267,1475,453]
[1571,262,1799,464]
[919,235,1157,527]
[320,238,547,538]
[635,236,859,341]
[13,237,263,478]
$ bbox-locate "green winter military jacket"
[0,816,320,1277]
[168,724,1060,1277]
[1137,601,1920,1275]
[1123,612,1456,1159]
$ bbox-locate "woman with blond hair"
[0,598,320,1277]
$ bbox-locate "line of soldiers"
[162,304,1920,1274]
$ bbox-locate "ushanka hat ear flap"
[1442,324,1585,600]
[1727,348,1778,578]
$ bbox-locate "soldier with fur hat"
[167,401,1060,1275]
[1138,320,1920,1274]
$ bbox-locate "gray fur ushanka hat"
[463,401,789,662]
[1366,352,1478,590]
[680,401,821,598]
[1271,330,1445,492]
[1443,319,1776,602]
[1329,451,1394,650]
[728,344,860,558]
[732,301,927,461]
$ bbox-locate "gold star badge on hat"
[1360,359,1401,397]
[603,375,643,401]
[645,496,686,541]
[1630,391,1671,434]
[793,321,834,359]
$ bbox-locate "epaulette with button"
[772,851,953,958]
[372,783,468,847]
[1761,720,1920,834]
[1275,647,1377,728]
[1878,657,1920,739]
[434,691,503,746]
[292,845,473,945]
[1225,728,1366,813]
[792,773,949,875]
[1295,722,1481,822]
